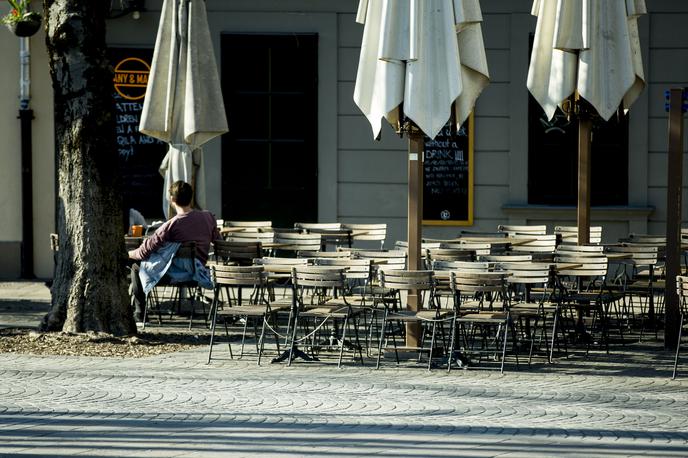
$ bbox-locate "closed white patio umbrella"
[140,0,228,218]
[354,0,489,345]
[527,0,646,243]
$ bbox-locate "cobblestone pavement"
[1,347,687,457]
[1,282,688,457]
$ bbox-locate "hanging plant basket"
[6,16,41,37]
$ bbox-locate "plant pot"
[6,17,41,37]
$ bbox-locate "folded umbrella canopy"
[354,0,489,346]
[527,0,646,243]
[140,0,228,218]
[355,0,489,140]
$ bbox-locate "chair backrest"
[459,230,507,238]
[213,240,262,265]
[556,243,605,257]
[378,269,435,292]
[253,256,310,278]
[509,234,557,253]
[292,266,347,289]
[497,224,547,236]
[226,231,275,243]
[426,248,475,263]
[124,236,143,250]
[294,222,342,233]
[450,270,508,295]
[297,250,352,259]
[554,225,603,244]
[225,221,273,230]
[605,243,659,267]
[274,232,322,252]
[175,241,197,260]
[211,264,266,288]
[342,223,387,248]
[394,240,442,250]
[479,254,533,263]
[353,250,407,271]
[314,257,373,281]
[439,242,492,255]
[553,255,609,278]
[623,233,667,245]
[431,260,491,272]
[495,262,551,285]
[449,271,509,311]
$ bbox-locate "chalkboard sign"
[108,47,167,220]
[423,114,473,225]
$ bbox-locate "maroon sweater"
[131,210,220,264]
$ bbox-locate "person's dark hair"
[169,181,193,207]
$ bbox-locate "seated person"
[128,180,221,322]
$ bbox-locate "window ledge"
[501,204,654,221]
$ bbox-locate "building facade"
[0,0,687,279]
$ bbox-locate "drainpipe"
[19,36,34,279]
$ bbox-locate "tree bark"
[40,0,135,335]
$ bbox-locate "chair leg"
[258,314,268,366]
[206,296,219,364]
[338,315,349,369]
[353,315,365,366]
[447,315,457,373]
[427,321,437,372]
[287,313,300,367]
[376,309,388,369]
[500,319,509,374]
[673,314,683,380]
[239,316,249,358]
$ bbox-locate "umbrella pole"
[577,115,592,245]
[664,88,686,350]
[406,130,424,348]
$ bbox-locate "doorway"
[221,33,318,228]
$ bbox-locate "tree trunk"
[40,0,135,335]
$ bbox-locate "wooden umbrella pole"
[577,114,592,245]
[664,88,685,350]
[406,129,424,348]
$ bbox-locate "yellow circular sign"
[113,57,150,101]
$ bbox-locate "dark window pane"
[229,94,269,140]
[271,94,310,140]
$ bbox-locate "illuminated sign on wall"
[113,57,150,101]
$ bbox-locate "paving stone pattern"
[0,348,687,457]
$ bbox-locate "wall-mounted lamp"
[108,0,146,20]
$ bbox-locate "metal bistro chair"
[289,266,365,367]
[207,265,288,365]
[275,231,322,256]
[606,243,661,338]
[375,269,449,370]
[554,226,603,245]
[554,253,619,354]
[497,224,547,236]
[342,223,387,250]
[449,270,513,373]
[497,261,556,364]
